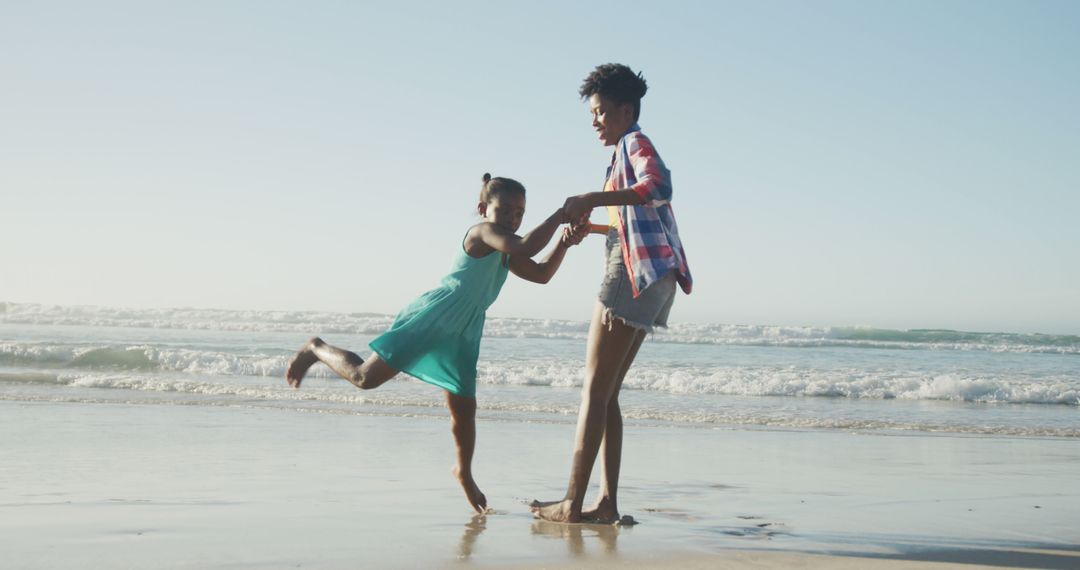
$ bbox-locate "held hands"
[554,194,593,247]
[560,222,589,247]
[561,195,593,225]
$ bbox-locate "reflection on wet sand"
[530,519,622,557]
[457,514,487,560]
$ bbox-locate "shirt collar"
[609,123,643,169]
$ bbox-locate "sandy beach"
[3,400,1078,569]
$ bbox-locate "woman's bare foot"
[581,496,620,524]
[453,466,488,514]
[285,337,322,388]
[529,498,580,523]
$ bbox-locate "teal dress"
[369,245,509,397]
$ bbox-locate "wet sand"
[2,400,1078,568]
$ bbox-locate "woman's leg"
[531,302,643,523]
[582,328,646,523]
[285,337,398,389]
[447,391,488,514]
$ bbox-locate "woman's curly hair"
[579,63,648,120]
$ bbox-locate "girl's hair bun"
[478,173,526,204]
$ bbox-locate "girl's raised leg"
[447,391,488,514]
[286,337,398,389]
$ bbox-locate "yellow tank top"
[604,179,618,227]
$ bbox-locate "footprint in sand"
[641,507,700,522]
[713,515,791,540]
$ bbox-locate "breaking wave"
[2,341,1077,406]
[2,302,1077,354]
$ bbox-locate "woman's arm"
[564,133,671,222]
[562,190,644,223]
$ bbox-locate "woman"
[531,63,693,524]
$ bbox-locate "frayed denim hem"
[600,305,665,335]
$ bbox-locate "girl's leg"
[285,337,398,389]
[582,329,646,523]
[531,302,641,523]
[447,391,488,514]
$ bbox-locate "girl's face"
[480,193,526,233]
[589,93,634,147]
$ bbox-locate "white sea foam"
[477,362,1080,405]
[3,371,1077,438]
[0,342,288,377]
[2,340,1077,406]
[3,302,1077,354]
[4,302,1079,439]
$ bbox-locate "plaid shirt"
[607,123,693,297]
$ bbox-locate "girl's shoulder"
[463,222,498,258]
[465,221,504,240]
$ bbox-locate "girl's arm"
[508,224,586,284]
[469,208,566,258]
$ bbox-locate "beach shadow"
[456,514,487,560]
[799,532,1080,570]
[530,520,621,557]
[872,546,1080,569]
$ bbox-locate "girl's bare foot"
[581,496,620,524]
[285,337,322,388]
[529,498,580,523]
[452,466,488,514]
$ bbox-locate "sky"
[2,0,1078,334]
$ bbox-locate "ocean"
[2,302,1077,439]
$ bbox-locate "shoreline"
[518,548,1080,570]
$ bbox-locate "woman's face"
[588,93,634,147]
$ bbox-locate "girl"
[285,174,586,514]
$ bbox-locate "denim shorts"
[598,229,676,333]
